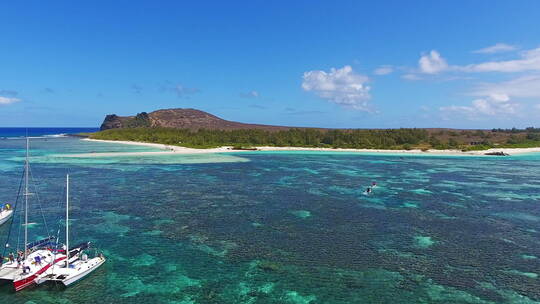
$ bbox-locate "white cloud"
[471,75,540,98]
[473,43,517,54]
[440,75,540,119]
[406,47,540,120]
[419,50,449,74]
[374,65,393,75]
[462,47,540,73]
[240,90,259,98]
[302,65,371,110]
[0,96,21,105]
[411,47,540,76]
[440,94,519,118]
[535,104,540,110]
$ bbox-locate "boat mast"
[66,174,69,268]
[24,137,29,259]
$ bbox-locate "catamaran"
[0,203,13,226]
[0,138,67,291]
[36,174,106,287]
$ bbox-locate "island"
[85,108,540,156]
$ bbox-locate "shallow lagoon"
[0,137,539,303]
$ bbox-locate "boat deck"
[0,265,19,281]
[38,273,66,281]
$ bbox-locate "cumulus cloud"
[439,74,540,119]
[0,96,21,105]
[302,65,371,110]
[407,47,540,80]
[470,74,540,98]
[240,90,259,98]
[461,47,540,73]
[419,50,449,74]
[421,47,540,74]
[440,94,519,118]
[373,65,393,75]
[473,43,518,54]
[471,75,540,98]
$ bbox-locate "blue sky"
[1,1,540,128]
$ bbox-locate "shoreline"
[74,138,540,157]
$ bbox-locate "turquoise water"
[0,137,539,303]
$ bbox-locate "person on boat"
[372,182,377,187]
[366,187,372,194]
[8,252,14,263]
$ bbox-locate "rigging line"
[55,177,67,209]
[48,176,67,244]
[16,177,24,253]
[28,164,52,244]
[49,226,62,279]
[2,169,25,257]
[16,199,22,252]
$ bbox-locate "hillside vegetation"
[89,127,540,150]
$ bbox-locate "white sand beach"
[69,138,540,157]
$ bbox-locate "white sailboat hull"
[63,257,106,286]
[36,256,106,286]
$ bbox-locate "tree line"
[89,127,540,150]
[91,128,430,149]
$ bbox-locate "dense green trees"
[91,127,430,149]
[89,127,540,150]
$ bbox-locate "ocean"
[0,136,538,303]
[0,127,99,138]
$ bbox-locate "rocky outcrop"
[100,114,130,130]
[99,108,292,131]
[484,151,509,156]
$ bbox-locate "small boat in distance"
[36,174,106,287]
[0,203,13,226]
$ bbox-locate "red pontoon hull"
[13,256,66,292]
